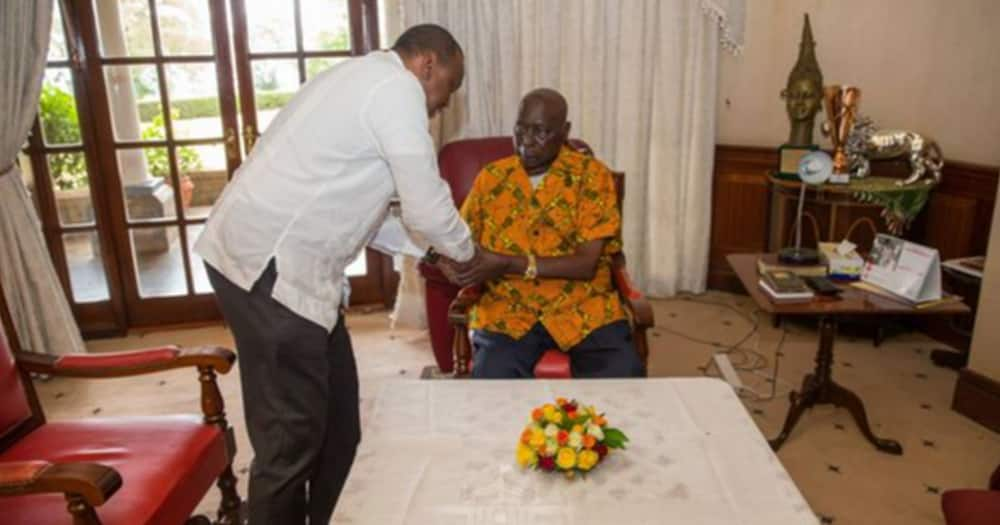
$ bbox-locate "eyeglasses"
[514,123,558,142]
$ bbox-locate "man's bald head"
[514,88,572,175]
[519,88,568,127]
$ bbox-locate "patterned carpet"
[30,292,1000,524]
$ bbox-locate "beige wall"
[969,182,1000,380]
[716,0,1000,166]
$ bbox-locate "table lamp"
[779,150,833,265]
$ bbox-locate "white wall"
[716,0,1000,166]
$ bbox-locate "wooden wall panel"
[707,146,775,290]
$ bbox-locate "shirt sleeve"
[576,161,621,246]
[459,169,487,242]
[362,74,474,262]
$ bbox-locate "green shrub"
[140,110,202,178]
[137,91,296,121]
[38,84,88,190]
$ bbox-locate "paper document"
[368,212,427,258]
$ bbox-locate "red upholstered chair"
[431,137,654,378]
[941,463,1000,525]
[419,136,600,373]
[0,284,241,524]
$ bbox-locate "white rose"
[568,432,583,449]
[546,437,559,452]
[586,424,604,441]
[544,423,559,437]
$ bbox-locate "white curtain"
[385,0,744,324]
[0,0,86,355]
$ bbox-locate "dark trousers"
[471,320,644,378]
[207,261,360,525]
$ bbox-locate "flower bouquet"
[516,397,629,477]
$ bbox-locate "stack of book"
[756,254,827,278]
[758,270,814,303]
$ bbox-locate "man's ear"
[419,52,436,81]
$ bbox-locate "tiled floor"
[30,292,1000,524]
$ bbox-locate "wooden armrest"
[448,285,483,326]
[0,461,122,507]
[15,346,236,378]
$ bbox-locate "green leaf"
[602,428,629,449]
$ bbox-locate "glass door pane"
[231,0,390,305]
[85,0,240,325]
[22,0,126,336]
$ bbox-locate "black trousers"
[471,320,644,378]
[207,261,360,524]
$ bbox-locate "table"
[727,254,970,455]
[332,378,817,525]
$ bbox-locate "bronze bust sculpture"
[781,14,824,146]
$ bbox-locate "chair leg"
[214,464,243,525]
[66,495,101,525]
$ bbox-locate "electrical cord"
[659,293,792,402]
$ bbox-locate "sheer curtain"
[383,0,744,325]
[0,0,86,354]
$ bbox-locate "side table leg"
[828,381,904,455]
[769,374,820,451]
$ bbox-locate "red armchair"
[941,463,1000,525]
[0,285,241,524]
[420,137,600,373]
[427,137,654,378]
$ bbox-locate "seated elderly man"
[446,88,643,379]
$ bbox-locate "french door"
[21,0,390,335]
[230,0,392,304]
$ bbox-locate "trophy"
[822,85,860,184]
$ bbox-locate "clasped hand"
[435,245,510,287]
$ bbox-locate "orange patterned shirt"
[460,146,626,350]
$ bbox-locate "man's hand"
[435,246,510,287]
[453,248,509,286]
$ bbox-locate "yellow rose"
[571,424,584,434]
[529,428,546,448]
[542,404,557,421]
[517,443,538,468]
[556,447,577,470]
[551,412,564,424]
[578,449,599,471]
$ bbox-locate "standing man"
[195,25,475,524]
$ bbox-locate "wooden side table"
[727,254,970,455]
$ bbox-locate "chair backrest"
[0,285,42,451]
[437,137,594,208]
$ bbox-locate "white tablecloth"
[333,378,817,525]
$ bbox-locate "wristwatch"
[422,246,440,265]
[523,253,538,280]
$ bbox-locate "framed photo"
[777,144,819,178]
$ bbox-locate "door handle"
[243,124,257,153]
[225,127,239,161]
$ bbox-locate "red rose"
[539,456,556,471]
[595,444,609,458]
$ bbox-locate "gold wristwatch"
[523,253,538,280]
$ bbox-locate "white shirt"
[195,51,473,331]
